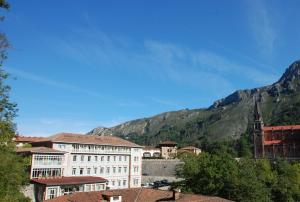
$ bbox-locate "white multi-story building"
[18,133,143,201]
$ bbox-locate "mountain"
[89,60,300,146]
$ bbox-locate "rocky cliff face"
[89,60,300,146]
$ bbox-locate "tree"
[271,160,300,202]
[177,152,239,200]
[0,2,30,201]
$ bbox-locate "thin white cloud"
[49,27,279,99]
[247,0,277,56]
[8,67,107,99]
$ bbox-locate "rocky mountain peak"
[278,60,300,84]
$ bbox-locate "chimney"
[173,188,181,200]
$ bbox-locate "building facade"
[253,102,300,160]
[142,146,161,158]
[142,141,177,159]
[159,141,177,159]
[17,133,143,201]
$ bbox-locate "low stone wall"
[142,159,184,184]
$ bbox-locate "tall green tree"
[0,1,30,201]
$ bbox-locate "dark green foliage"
[0,147,30,202]
[269,102,300,126]
[237,133,252,157]
[177,154,300,202]
[271,160,300,202]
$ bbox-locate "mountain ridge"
[88,60,300,146]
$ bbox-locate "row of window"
[109,179,127,187]
[32,168,62,178]
[73,155,131,162]
[72,144,131,152]
[34,155,62,165]
[46,183,105,200]
[72,166,130,175]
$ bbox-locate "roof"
[16,147,66,154]
[14,136,47,143]
[263,125,300,131]
[159,141,177,146]
[31,176,107,186]
[179,146,201,150]
[143,146,160,151]
[35,133,142,148]
[264,140,283,145]
[45,188,232,202]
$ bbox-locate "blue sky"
[2,0,300,136]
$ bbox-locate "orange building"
[253,102,300,160]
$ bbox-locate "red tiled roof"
[35,133,142,148]
[159,141,177,146]
[16,147,66,154]
[14,136,47,142]
[263,125,300,131]
[45,188,232,202]
[31,176,107,186]
[179,146,200,150]
[264,140,282,145]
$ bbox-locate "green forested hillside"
[89,60,300,146]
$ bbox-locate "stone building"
[253,102,300,160]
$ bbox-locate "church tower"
[253,98,264,158]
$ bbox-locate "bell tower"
[253,98,264,158]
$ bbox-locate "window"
[106,167,110,174]
[94,156,98,161]
[113,167,116,173]
[72,168,76,175]
[81,155,84,161]
[58,144,66,149]
[123,180,126,186]
[73,155,77,162]
[119,156,122,161]
[87,168,91,175]
[94,167,97,174]
[118,180,121,186]
[86,184,91,192]
[112,180,115,186]
[123,166,127,173]
[134,166,139,173]
[88,156,91,162]
[47,188,57,199]
[80,168,84,175]
[133,178,139,185]
[72,144,79,151]
[124,156,127,161]
[33,155,62,166]
[113,156,116,161]
[107,156,110,162]
[96,183,104,190]
[100,167,104,174]
[32,168,62,178]
[134,156,139,162]
[118,167,121,173]
[101,156,104,161]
